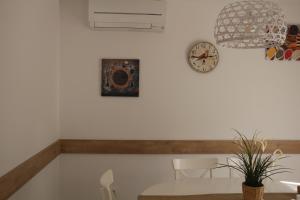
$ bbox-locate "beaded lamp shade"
[214,1,287,48]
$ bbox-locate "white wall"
[60,0,300,140]
[0,0,61,199]
[59,0,300,200]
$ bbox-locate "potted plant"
[220,130,290,200]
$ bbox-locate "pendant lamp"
[214,1,287,48]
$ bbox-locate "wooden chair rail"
[60,139,300,154]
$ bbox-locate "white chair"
[99,169,117,200]
[172,158,218,180]
[227,157,242,178]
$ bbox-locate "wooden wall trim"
[60,139,300,154]
[0,140,61,200]
[61,140,236,154]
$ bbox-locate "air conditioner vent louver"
[89,0,166,32]
[94,12,163,16]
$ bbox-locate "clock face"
[188,42,219,73]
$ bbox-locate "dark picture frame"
[101,59,140,97]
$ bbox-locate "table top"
[139,178,297,200]
[138,193,295,200]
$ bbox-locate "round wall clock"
[188,42,219,73]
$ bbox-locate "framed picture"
[266,25,300,61]
[101,59,139,97]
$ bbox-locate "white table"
[139,178,297,200]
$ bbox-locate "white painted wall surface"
[59,0,300,200]
[9,159,60,200]
[0,0,60,199]
[60,0,300,140]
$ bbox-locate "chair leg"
[175,171,180,180]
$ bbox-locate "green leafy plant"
[219,130,290,187]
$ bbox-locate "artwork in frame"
[101,59,139,97]
[266,24,300,61]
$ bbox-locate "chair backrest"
[227,157,243,178]
[173,158,218,180]
[99,169,116,200]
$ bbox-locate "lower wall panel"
[8,158,60,200]
[60,154,300,200]
[2,139,300,200]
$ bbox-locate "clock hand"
[191,53,207,60]
[191,50,211,60]
[191,55,215,60]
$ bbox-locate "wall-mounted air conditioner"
[88,0,166,32]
